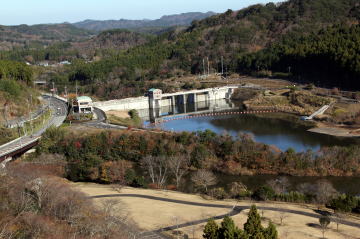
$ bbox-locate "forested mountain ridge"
[0,60,39,124]
[73,12,216,32]
[71,29,152,58]
[60,0,360,99]
[0,0,359,99]
[0,30,150,63]
[238,24,360,88]
[0,23,94,50]
[169,0,360,73]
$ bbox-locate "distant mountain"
[0,24,93,50]
[71,29,151,57]
[64,0,360,97]
[73,12,217,32]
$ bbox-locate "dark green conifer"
[244,205,264,238]
[264,222,278,239]
[203,219,219,239]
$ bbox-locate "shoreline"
[308,122,360,138]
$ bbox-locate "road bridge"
[0,96,68,164]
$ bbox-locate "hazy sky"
[1,0,281,26]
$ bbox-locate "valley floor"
[73,182,360,239]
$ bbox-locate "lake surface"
[140,99,360,194]
[143,104,359,152]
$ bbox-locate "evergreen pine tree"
[218,215,246,239]
[244,205,264,239]
[264,222,278,239]
[203,219,219,239]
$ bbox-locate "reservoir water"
[139,99,360,195]
[141,99,359,152]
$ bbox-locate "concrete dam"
[93,86,238,122]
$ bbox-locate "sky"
[1,0,282,26]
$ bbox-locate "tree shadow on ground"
[313,209,332,216]
[306,223,321,229]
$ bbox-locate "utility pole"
[221,56,224,76]
[52,82,55,97]
[75,81,78,97]
[64,86,68,102]
[202,58,205,76]
[29,94,33,135]
[207,57,210,76]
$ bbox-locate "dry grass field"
[106,110,131,119]
[73,183,360,239]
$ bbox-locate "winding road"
[84,107,128,130]
[90,193,360,235]
[0,95,68,163]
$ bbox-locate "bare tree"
[279,211,288,226]
[319,216,330,239]
[268,176,290,194]
[172,215,182,239]
[189,220,198,239]
[167,155,189,188]
[191,170,217,192]
[278,177,290,193]
[2,101,9,126]
[100,199,129,237]
[142,156,168,188]
[315,180,338,207]
[331,212,343,231]
[297,182,316,195]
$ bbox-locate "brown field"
[106,110,131,119]
[73,183,360,239]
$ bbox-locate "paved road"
[84,107,128,130]
[91,194,360,231]
[0,96,68,162]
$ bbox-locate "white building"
[73,96,93,114]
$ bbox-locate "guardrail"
[0,137,40,161]
[0,94,68,163]
[42,93,68,103]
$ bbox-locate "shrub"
[229,181,251,198]
[208,187,228,199]
[0,79,22,98]
[329,194,358,213]
[253,185,275,201]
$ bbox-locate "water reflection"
[140,99,360,152]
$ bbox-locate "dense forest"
[0,23,93,50]
[50,0,360,98]
[238,24,360,89]
[37,128,360,181]
[0,0,359,97]
[0,60,34,99]
[35,127,360,213]
[0,60,39,143]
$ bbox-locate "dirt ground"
[161,74,292,90]
[106,110,130,118]
[308,124,360,137]
[73,183,360,239]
